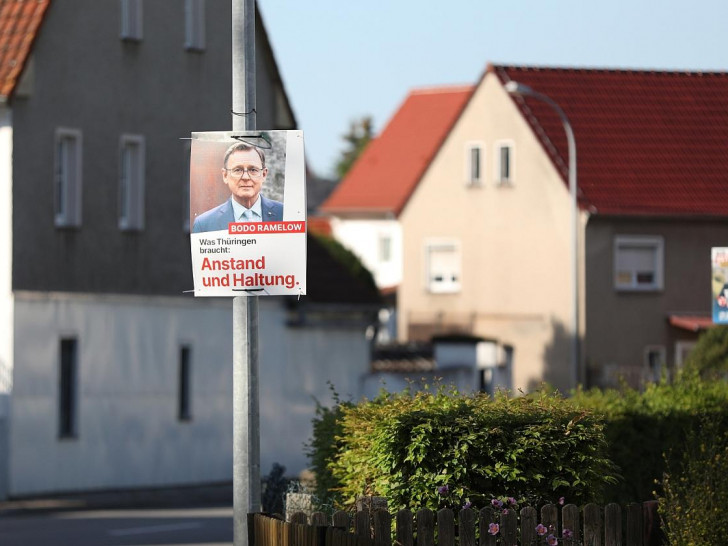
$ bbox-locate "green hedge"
[571,372,728,503]
[313,387,617,511]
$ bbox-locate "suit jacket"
[192,196,283,233]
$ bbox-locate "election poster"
[713,247,728,323]
[189,131,306,297]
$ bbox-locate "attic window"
[120,0,143,41]
[495,142,513,184]
[466,144,482,186]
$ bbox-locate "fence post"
[583,503,602,546]
[626,504,643,546]
[501,508,517,546]
[437,509,455,546]
[642,501,661,546]
[479,507,496,546]
[520,506,538,546]
[562,504,580,545]
[396,509,413,546]
[373,509,392,546]
[416,508,435,546]
[458,507,476,546]
[604,503,621,546]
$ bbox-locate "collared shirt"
[231,196,262,222]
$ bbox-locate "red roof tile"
[321,85,475,216]
[493,65,728,216]
[0,0,50,100]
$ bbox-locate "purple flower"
[491,498,504,508]
[536,524,548,536]
[558,497,565,505]
[563,529,574,539]
[462,501,472,510]
[506,497,517,506]
[437,485,449,496]
[488,523,500,536]
[547,535,559,546]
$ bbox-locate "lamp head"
[504,81,534,96]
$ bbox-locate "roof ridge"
[491,63,728,76]
[409,84,475,95]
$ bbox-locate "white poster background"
[189,131,306,297]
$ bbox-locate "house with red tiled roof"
[327,63,728,392]
[0,0,379,500]
[321,85,474,292]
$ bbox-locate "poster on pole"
[189,131,306,297]
[712,247,728,323]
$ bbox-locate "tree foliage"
[334,116,374,179]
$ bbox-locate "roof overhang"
[668,314,715,333]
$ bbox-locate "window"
[120,0,143,40]
[614,235,664,291]
[495,142,513,184]
[119,135,145,231]
[54,128,83,228]
[178,345,192,421]
[379,235,392,263]
[426,240,461,293]
[59,338,78,438]
[644,346,666,383]
[675,341,696,368]
[466,144,482,185]
[185,0,206,50]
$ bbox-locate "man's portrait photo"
[191,135,286,233]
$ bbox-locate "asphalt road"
[0,484,236,546]
[0,506,234,545]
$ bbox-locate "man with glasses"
[192,142,283,233]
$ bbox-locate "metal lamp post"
[504,80,579,389]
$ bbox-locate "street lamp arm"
[505,79,580,389]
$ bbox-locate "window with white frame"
[466,144,482,186]
[675,341,696,368]
[495,141,513,184]
[185,0,206,50]
[644,345,666,383]
[119,135,146,231]
[54,128,83,228]
[379,234,392,263]
[120,0,143,41]
[614,235,664,291]
[426,240,461,293]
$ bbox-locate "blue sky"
[258,0,727,178]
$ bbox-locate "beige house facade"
[325,64,728,393]
[398,72,578,392]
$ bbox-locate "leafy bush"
[305,394,352,507]
[683,325,728,378]
[658,419,728,546]
[315,387,617,512]
[572,372,728,503]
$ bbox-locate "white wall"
[0,106,10,499]
[330,218,402,289]
[10,292,370,496]
[0,106,12,405]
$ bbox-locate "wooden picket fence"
[252,501,663,546]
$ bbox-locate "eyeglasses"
[225,166,264,179]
